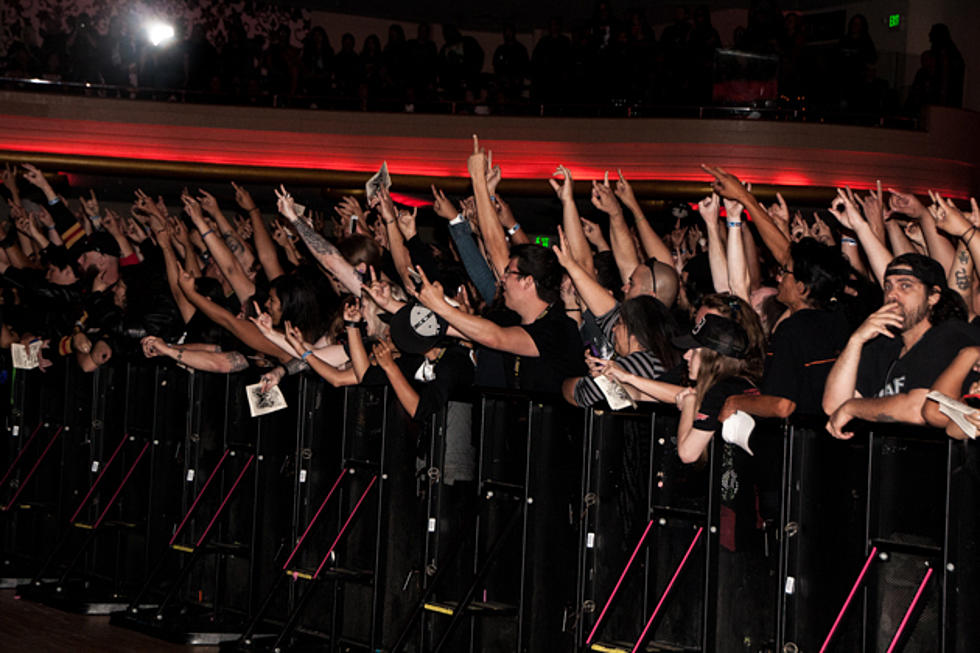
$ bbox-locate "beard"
[901,299,931,332]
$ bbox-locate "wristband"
[176,349,183,363]
[449,213,465,226]
[727,221,741,228]
[841,236,858,246]
[344,319,362,328]
[507,223,521,236]
[489,194,497,203]
[201,229,214,238]
[301,350,313,361]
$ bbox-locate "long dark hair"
[270,274,325,342]
[618,296,681,370]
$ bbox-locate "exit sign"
[535,235,551,248]
[888,13,901,28]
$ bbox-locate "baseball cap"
[388,301,449,355]
[672,313,749,359]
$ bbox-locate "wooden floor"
[0,589,219,652]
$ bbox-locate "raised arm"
[552,227,617,317]
[829,188,893,287]
[276,185,362,296]
[723,195,751,302]
[177,269,292,362]
[702,164,791,265]
[433,184,497,305]
[157,226,196,323]
[548,165,594,276]
[233,181,284,281]
[143,336,249,374]
[468,136,510,278]
[182,192,255,303]
[614,170,672,264]
[415,267,538,356]
[594,174,638,283]
[697,193,729,293]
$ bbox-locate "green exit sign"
[888,13,901,28]
[535,235,551,248]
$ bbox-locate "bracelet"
[46,225,57,231]
[176,350,183,363]
[301,350,313,361]
[565,308,581,312]
[344,320,362,328]
[841,236,858,246]
[961,226,978,246]
[248,207,260,214]
[727,221,741,228]
[489,194,497,203]
[201,229,214,238]
[507,223,521,236]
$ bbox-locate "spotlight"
[146,21,175,46]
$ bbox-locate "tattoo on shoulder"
[295,220,339,257]
[224,351,248,373]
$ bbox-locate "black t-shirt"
[761,308,851,416]
[475,304,586,395]
[856,320,980,397]
[361,345,475,422]
[692,376,760,552]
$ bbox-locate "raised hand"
[230,181,256,211]
[590,172,620,215]
[551,226,575,270]
[467,134,488,181]
[196,188,220,215]
[274,185,299,221]
[412,265,446,309]
[396,206,418,240]
[548,165,574,203]
[701,164,749,201]
[21,163,48,190]
[580,217,606,248]
[79,189,100,217]
[927,191,975,241]
[372,338,397,370]
[697,193,721,225]
[888,189,928,219]
[827,187,865,231]
[282,320,307,353]
[431,185,457,220]
[486,152,502,196]
[1,163,17,194]
[722,182,748,223]
[343,297,364,323]
[249,300,276,336]
[613,169,639,210]
[233,213,253,240]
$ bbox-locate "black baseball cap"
[75,231,120,258]
[388,301,449,355]
[884,253,945,291]
[672,313,749,359]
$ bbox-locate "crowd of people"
[3,135,980,642]
[1,0,965,115]
[3,134,980,442]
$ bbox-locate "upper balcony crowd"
[0,0,967,120]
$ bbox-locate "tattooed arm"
[274,186,362,295]
[142,336,250,373]
[949,241,974,320]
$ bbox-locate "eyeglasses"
[503,265,524,278]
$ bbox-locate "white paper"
[11,341,41,369]
[721,410,756,455]
[365,161,391,203]
[246,382,288,417]
[927,391,977,439]
[594,374,636,411]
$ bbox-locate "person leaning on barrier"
[823,253,980,438]
[719,238,851,421]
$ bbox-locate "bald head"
[623,260,679,307]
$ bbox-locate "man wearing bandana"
[823,253,980,438]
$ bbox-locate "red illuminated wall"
[1,91,978,198]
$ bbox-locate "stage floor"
[0,589,217,652]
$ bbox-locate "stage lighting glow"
[146,21,175,46]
